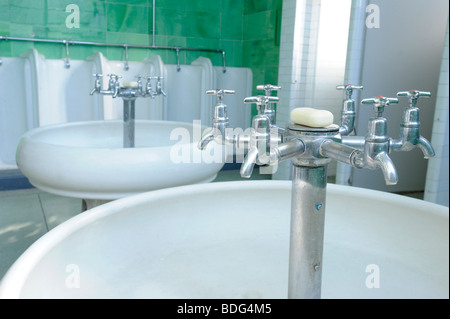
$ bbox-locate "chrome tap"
[90,73,103,95]
[135,75,144,96]
[255,84,281,124]
[391,90,435,158]
[240,113,272,178]
[198,89,236,150]
[89,73,121,96]
[156,76,167,97]
[108,74,121,98]
[356,96,399,185]
[336,84,363,136]
[246,84,286,142]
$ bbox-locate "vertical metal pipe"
[288,165,327,299]
[123,99,136,148]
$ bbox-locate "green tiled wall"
[0,0,282,113]
[244,0,283,117]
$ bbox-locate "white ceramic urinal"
[24,48,99,126]
[192,57,214,126]
[0,56,34,169]
[165,58,213,124]
[144,54,165,120]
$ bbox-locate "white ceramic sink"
[0,181,447,299]
[16,120,224,200]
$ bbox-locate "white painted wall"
[352,0,448,193]
[425,20,449,207]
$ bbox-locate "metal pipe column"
[123,99,136,148]
[288,165,327,299]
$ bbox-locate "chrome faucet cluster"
[89,73,166,148]
[198,84,435,299]
[199,84,435,186]
[90,73,166,99]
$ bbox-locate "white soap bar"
[123,81,139,89]
[290,107,334,128]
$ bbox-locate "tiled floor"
[0,169,423,282]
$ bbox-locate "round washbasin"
[16,120,224,200]
[0,181,448,299]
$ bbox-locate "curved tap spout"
[198,129,216,150]
[417,135,435,159]
[374,152,398,185]
[240,148,258,178]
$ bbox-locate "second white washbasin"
[0,181,447,299]
[16,120,224,200]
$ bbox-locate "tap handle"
[90,74,103,95]
[336,84,363,99]
[397,90,431,108]
[107,73,122,79]
[244,96,279,105]
[256,84,281,96]
[362,96,398,117]
[107,73,122,85]
[206,89,235,103]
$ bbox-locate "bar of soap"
[123,81,139,88]
[290,107,334,128]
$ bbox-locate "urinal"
[164,58,213,125]
[0,56,33,169]
[24,48,100,126]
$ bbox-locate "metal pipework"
[279,124,337,299]
[0,35,228,73]
[336,84,363,135]
[123,99,136,148]
[288,165,327,299]
[197,85,436,299]
[90,73,165,148]
[390,90,435,158]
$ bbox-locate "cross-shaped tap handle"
[397,90,431,108]
[107,74,122,80]
[244,96,279,105]
[206,89,235,103]
[336,84,363,99]
[362,96,398,117]
[256,84,281,96]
